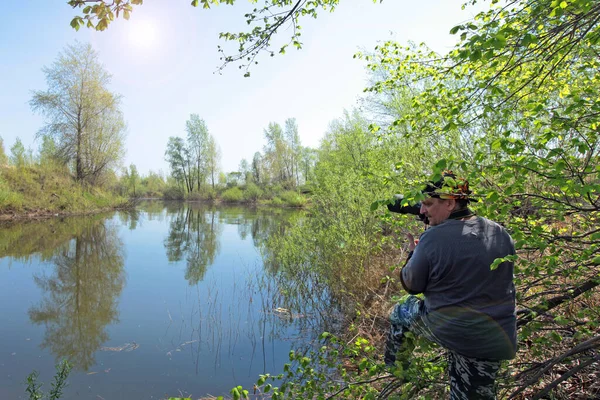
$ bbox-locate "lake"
[0,202,321,399]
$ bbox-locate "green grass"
[0,165,127,216]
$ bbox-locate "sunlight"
[128,19,158,50]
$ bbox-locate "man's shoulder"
[420,216,507,239]
[419,221,456,241]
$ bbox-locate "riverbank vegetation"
[237,0,600,398]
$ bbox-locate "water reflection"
[118,208,141,230]
[0,203,327,398]
[28,219,125,371]
[164,206,222,284]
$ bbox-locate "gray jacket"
[401,216,517,360]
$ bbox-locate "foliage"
[243,182,263,202]
[356,0,600,396]
[186,114,211,192]
[279,190,306,207]
[165,115,220,195]
[221,186,243,202]
[162,185,186,200]
[10,137,28,167]
[225,1,600,397]
[260,119,310,187]
[235,331,448,399]
[25,360,72,400]
[30,42,125,184]
[0,136,8,166]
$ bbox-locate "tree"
[66,0,356,73]
[0,136,8,166]
[142,170,167,197]
[299,146,317,185]
[206,135,221,190]
[30,42,125,184]
[263,122,289,185]
[38,134,62,167]
[284,118,302,186]
[10,137,26,167]
[239,158,250,184]
[186,114,210,192]
[165,136,191,193]
[127,164,139,197]
[251,151,262,184]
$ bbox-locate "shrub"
[221,187,243,202]
[270,197,283,206]
[280,190,307,207]
[244,183,263,202]
[162,186,185,200]
[204,188,217,201]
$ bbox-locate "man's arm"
[400,245,429,294]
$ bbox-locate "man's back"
[404,216,517,359]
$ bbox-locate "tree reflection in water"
[164,206,222,284]
[28,219,125,371]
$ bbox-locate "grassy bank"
[0,165,128,219]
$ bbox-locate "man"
[385,171,517,400]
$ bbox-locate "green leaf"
[370,201,379,211]
[450,25,461,35]
[70,18,81,31]
[434,159,447,171]
[469,49,482,61]
[486,191,499,201]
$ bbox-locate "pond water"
[0,202,320,399]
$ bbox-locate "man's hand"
[406,233,419,251]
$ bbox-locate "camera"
[387,195,428,224]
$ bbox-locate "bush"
[265,184,284,199]
[280,190,307,207]
[162,186,185,200]
[221,187,243,202]
[186,191,204,201]
[269,197,283,206]
[204,187,217,201]
[244,183,263,202]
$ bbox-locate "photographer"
[385,171,516,399]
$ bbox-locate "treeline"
[161,114,317,205]
[0,42,319,215]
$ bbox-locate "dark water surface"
[0,202,316,399]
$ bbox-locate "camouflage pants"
[385,295,501,400]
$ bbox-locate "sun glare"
[128,19,158,50]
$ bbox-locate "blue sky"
[0,0,484,175]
